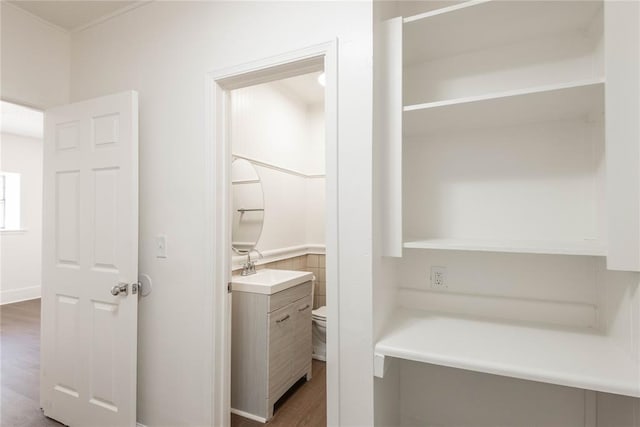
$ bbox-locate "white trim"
[204,70,228,427]
[136,423,147,427]
[1,2,69,34]
[0,228,28,234]
[373,353,391,378]
[231,244,326,269]
[71,1,155,33]
[0,286,41,305]
[230,408,268,423]
[322,41,341,427]
[403,0,492,24]
[233,153,325,179]
[4,0,154,34]
[205,40,339,427]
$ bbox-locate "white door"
[40,91,139,427]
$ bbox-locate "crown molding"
[1,0,155,35]
[1,2,69,35]
[71,0,154,33]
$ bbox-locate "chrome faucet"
[241,248,263,276]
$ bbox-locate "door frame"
[204,41,339,427]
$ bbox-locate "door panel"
[41,91,138,427]
[55,171,80,265]
[93,168,119,269]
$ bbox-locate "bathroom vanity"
[230,269,314,422]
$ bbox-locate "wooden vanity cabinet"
[231,281,313,421]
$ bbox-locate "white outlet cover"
[430,266,447,288]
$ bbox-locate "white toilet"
[311,305,327,361]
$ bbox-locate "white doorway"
[0,100,44,305]
[206,42,338,427]
[0,100,56,427]
[228,70,326,424]
[2,93,140,427]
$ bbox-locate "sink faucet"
[241,248,263,276]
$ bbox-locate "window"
[0,172,21,230]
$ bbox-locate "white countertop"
[375,308,640,397]
[231,269,313,295]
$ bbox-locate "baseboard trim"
[230,408,268,423]
[0,286,41,305]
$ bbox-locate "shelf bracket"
[374,353,390,378]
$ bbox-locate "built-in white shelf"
[403,0,603,65]
[403,79,604,136]
[403,238,605,257]
[375,308,640,397]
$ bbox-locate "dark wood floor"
[1,299,64,427]
[231,360,327,427]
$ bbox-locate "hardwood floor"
[231,360,327,427]
[1,299,64,427]
[2,299,326,427]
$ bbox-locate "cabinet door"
[292,295,313,377]
[268,304,294,398]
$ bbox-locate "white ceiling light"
[317,72,326,87]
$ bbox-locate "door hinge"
[227,282,232,293]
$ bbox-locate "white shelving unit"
[403,79,604,136]
[403,237,605,257]
[403,0,603,65]
[374,0,640,424]
[375,308,640,397]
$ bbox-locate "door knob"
[111,283,128,296]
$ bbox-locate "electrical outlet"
[430,266,447,289]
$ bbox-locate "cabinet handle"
[298,304,310,312]
[276,314,290,323]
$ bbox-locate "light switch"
[156,235,167,258]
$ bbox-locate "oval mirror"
[231,158,265,254]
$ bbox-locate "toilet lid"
[312,305,327,319]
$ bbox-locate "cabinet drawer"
[268,305,294,398]
[268,281,312,313]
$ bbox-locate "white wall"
[0,3,70,109]
[399,361,587,427]
[394,361,640,427]
[0,133,43,304]
[306,103,326,174]
[69,2,373,426]
[231,81,325,256]
[232,82,323,177]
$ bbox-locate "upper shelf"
[403,237,606,257]
[403,0,603,65]
[375,308,640,397]
[403,79,604,136]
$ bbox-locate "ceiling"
[274,72,325,107]
[8,1,140,31]
[1,101,44,139]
